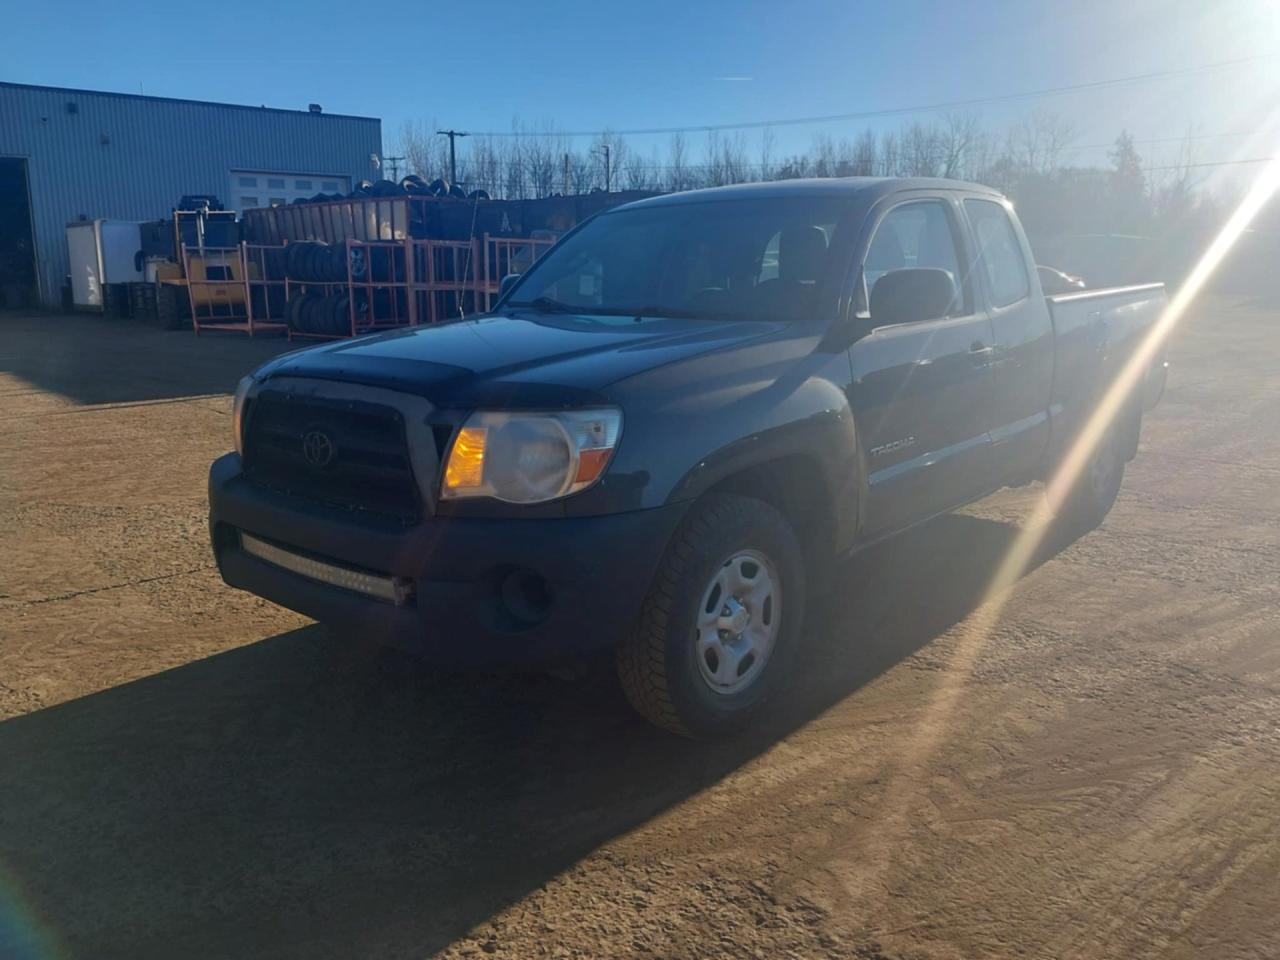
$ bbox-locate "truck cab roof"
[615,176,1006,211]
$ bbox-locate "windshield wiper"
[617,305,703,320]
[507,296,577,314]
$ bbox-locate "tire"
[290,293,319,332]
[285,243,304,279]
[155,283,185,330]
[324,295,351,334]
[1049,415,1129,534]
[348,245,367,281]
[616,494,805,738]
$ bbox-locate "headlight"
[441,408,622,503]
[232,375,253,456]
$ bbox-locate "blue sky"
[4,0,1278,171]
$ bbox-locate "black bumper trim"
[209,454,687,666]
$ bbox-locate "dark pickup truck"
[209,178,1168,736]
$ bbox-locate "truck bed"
[1045,282,1168,458]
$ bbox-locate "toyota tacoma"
[209,178,1168,736]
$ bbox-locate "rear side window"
[965,199,1029,307]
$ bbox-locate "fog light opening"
[498,568,553,626]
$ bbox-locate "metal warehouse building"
[0,82,382,308]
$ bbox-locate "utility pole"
[437,129,469,186]
[563,153,570,195]
[598,143,611,193]
[383,155,405,182]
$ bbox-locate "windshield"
[506,197,852,322]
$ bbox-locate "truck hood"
[255,311,786,407]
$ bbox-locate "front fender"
[662,378,862,556]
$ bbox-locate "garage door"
[229,171,351,211]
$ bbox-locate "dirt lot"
[1,298,1278,959]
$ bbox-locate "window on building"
[229,172,349,210]
[238,176,257,188]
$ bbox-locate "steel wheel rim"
[694,549,781,696]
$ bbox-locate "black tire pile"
[287,291,364,335]
[291,176,490,204]
[284,241,368,335]
[284,241,364,283]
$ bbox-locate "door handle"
[969,341,995,366]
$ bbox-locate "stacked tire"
[287,292,360,336]
[285,242,357,283]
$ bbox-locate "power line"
[461,53,1276,138]
[456,153,1277,179]
[1060,131,1254,154]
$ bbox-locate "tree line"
[398,112,1270,287]
[402,113,1233,228]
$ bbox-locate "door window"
[864,201,965,315]
[965,199,1029,307]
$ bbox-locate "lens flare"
[838,140,1280,901]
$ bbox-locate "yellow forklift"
[135,197,246,328]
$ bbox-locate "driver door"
[847,196,997,535]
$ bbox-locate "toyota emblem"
[301,429,336,468]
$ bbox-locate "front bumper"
[209,453,687,665]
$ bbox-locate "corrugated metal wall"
[0,83,382,306]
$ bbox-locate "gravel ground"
[1,298,1277,959]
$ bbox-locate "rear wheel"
[616,494,805,738]
[1049,418,1127,534]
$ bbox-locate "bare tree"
[568,150,595,194]
[939,113,981,179]
[901,122,941,176]
[1011,112,1077,175]
[759,127,777,182]
[1149,126,1200,224]
[851,129,878,176]
[811,133,837,178]
[667,132,690,193]
[880,130,900,176]
[624,147,657,192]
[398,119,447,182]
[522,124,561,198]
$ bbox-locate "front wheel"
[616,494,805,738]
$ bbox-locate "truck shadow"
[0,314,292,405]
[0,510,1073,959]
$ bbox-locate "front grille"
[242,390,421,521]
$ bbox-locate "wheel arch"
[667,423,860,595]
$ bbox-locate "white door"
[66,221,103,309]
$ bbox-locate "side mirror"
[498,273,522,301]
[869,268,957,327]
